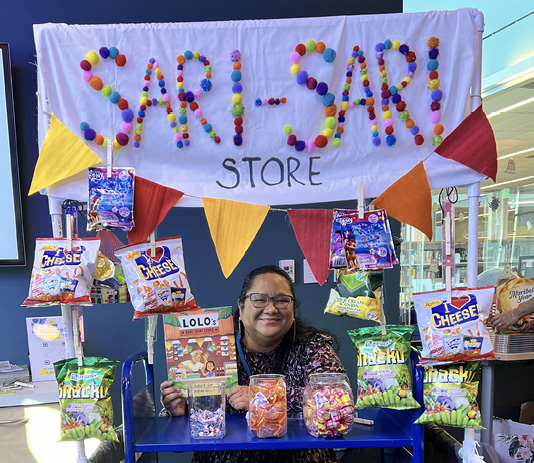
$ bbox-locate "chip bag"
[115,236,200,320]
[54,357,120,442]
[348,325,419,410]
[413,287,495,365]
[325,270,382,321]
[22,238,100,307]
[415,361,482,428]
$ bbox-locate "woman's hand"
[488,310,519,332]
[160,380,187,416]
[227,385,249,411]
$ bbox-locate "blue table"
[121,351,424,462]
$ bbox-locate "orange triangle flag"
[372,161,433,240]
[29,115,102,195]
[202,197,270,278]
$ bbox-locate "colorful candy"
[190,405,225,438]
[249,375,287,438]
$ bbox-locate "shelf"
[493,352,534,361]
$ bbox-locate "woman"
[160,264,347,463]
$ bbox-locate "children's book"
[163,306,238,394]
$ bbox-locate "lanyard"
[236,331,282,377]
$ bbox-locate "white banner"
[34,8,485,206]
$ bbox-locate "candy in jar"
[303,372,354,437]
[187,383,226,438]
[248,374,287,438]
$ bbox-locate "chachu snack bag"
[415,361,482,428]
[54,357,119,442]
[325,270,382,321]
[348,325,419,410]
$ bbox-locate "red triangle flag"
[287,209,333,286]
[127,177,184,244]
[434,104,497,181]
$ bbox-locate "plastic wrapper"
[115,236,199,320]
[54,357,120,442]
[248,374,287,438]
[348,325,419,410]
[22,238,100,307]
[415,361,482,428]
[413,287,495,364]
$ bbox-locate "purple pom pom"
[232,82,243,94]
[99,47,110,59]
[410,126,420,135]
[234,134,243,145]
[316,82,328,96]
[399,44,409,55]
[375,43,384,52]
[372,136,381,146]
[408,62,417,72]
[392,94,401,104]
[431,89,443,101]
[231,50,241,62]
[122,109,134,122]
[84,128,96,141]
[296,71,308,85]
[429,48,439,59]
[184,139,190,147]
[185,91,195,103]
[295,140,306,151]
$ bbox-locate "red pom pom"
[406,51,416,63]
[234,117,243,126]
[118,99,129,110]
[396,101,406,112]
[183,133,189,139]
[146,100,152,106]
[190,102,199,111]
[80,60,92,71]
[116,132,129,146]
[314,135,328,148]
[415,134,424,145]
[137,117,143,123]
[235,125,243,135]
[401,81,408,88]
[287,134,297,146]
[295,44,306,56]
[214,136,221,144]
[115,54,127,67]
[385,126,394,135]
[429,71,439,80]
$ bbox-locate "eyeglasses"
[246,293,294,309]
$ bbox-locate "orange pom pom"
[89,76,104,91]
[405,119,415,129]
[433,124,444,135]
[95,134,104,145]
[176,55,186,64]
[324,105,337,117]
[427,37,440,49]
[233,62,241,70]
[315,41,326,53]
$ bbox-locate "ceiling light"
[486,96,534,119]
[481,176,534,190]
[498,147,534,160]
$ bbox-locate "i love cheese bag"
[115,236,200,320]
[413,287,495,365]
[415,361,482,429]
[22,238,100,307]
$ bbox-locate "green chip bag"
[54,357,120,442]
[415,361,483,428]
[348,325,419,410]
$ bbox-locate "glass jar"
[248,374,287,438]
[187,382,226,438]
[303,372,354,437]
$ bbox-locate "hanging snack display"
[115,236,200,320]
[415,361,482,428]
[324,270,382,320]
[413,287,495,364]
[248,374,287,438]
[348,325,419,410]
[54,357,120,442]
[22,238,100,307]
[87,167,135,231]
[329,209,397,271]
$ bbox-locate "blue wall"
[0,1,403,453]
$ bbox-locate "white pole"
[147,232,158,365]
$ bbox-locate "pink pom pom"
[290,51,301,64]
[83,71,93,82]
[384,118,393,127]
[153,62,159,69]
[194,108,203,118]
[177,70,183,77]
[121,122,133,134]
[430,111,441,123]
[193,89,202,98]
[338,122,344,128]
[306,140,315,152]
[262,98,268,105]
[162,93,171,102]
[174,133,182,142]
[349,101,355,108]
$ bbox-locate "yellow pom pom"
[348,57,355,65]
[176,82,183,89]
[322,128,333,138]
[340,102,349,111]
[193,51,200,59]
[181,125,188,132]
[380,70,387,77]
[155,68,161,74]
[371,125,378,131]
[85,50,100,66]
[428,79,441,90]
[135,129,142,135]
[392,40,401,50]
[232,94,242,104]
[113,140,121,150]
[383,111,392,119]
[140,97,148,105]
[404,77,411,84]
[290,63,301,76]
[168,114,176,122]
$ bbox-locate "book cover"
[163,306,238,393]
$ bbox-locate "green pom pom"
[324,117,336,130]
[354,99,361,105]
[173,127,179,133]
[332,138,341,148]
[306,40,316,52]
[158,98,164,105]
[232,103,244,117]
[432,135,443,146]
[380,77,388,84]
[180,108,187,115]
[399,111,410,122]
[209,131,216,138]
[102,85,113,97]
[343,83,351,91]
[205,65,212,72]
[283,125,293,135]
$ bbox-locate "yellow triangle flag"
[372,161,433,240]
[28,115,103,195]
[202,197,270,278]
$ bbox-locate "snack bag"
[415,362,482,428]
[329,210,349,269]
[495,278,534,332]
[325,270,382,321]
[22,238,100,307]
[413,287,495,365]
[348,325,419,410]
[54,357,120,442]
[87,167,135,231]
[115,236,200,320]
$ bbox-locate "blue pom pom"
[170,122,177,128]
[381,98,389,106]
[158,80,165,87]
[122,109,134,122]
[323,48,336,63]
[359,99,366,105]
[389,86,397,95]
[295,140,306,151]
[431,89,443,101]
[375,43,384,52]
[338,116,345,123]
[134,141,140,148]
[231,70,242,82]
[161,88,167,95]
[427,59,439,72]
[296,71,308,85]
[399,44,409,55]
[334,133,341,138]
[184,50,193,60]
[410,126,420,135]
[108,47,119,59]
[322,93,335,107]
[80,121,89,131]
[255,98,262,106]
[184,139,190,147]
[392,94,401,104]
[232,82,243,94]
[177,141,184,148]
[203,123,212,133]
[146,69,152,75]
[109,91,121,104]
[408,62,417,72]
[316,82,328,96]
[234,134,243,145]
[84,128,96,141]
[179,115,187,124]
[429,48,439,59]
[384,39,392,49]
[99,47,110,59]
[200,78,212,92]
[373,136,381,146]
[149,58,155,64]
[138,110,145,117]
[386,135,396,146]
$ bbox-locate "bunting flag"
[372,161,433,240]
[202,197,270,278]
[29,115,102,195]
[435,104,498,181]
[287,209,333,286]
[127,176,184,244]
